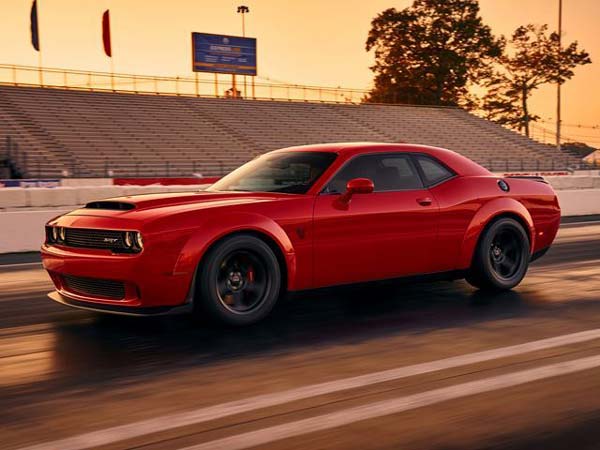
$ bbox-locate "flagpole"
[110,58,115,92]
[38,50,43,87]
[556,0,563,152]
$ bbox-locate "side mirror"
[335,178,374,209]
[346,178,374,195]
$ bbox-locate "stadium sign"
[192,32,257,76]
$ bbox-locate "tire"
[196,234,282,326]
[466,217,530,291]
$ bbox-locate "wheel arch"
[174,212,296,293]
[194,229,289,296]
[458,198,535,269]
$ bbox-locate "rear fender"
[458,198,535,269]
[173,212,297,290]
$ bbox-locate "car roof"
[272,142,490,177]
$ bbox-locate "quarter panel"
[431,176,545,271]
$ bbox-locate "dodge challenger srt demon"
[42,143,561,325]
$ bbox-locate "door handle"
[416,197,432,206]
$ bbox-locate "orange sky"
[1,0,599,146]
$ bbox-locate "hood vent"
[85,201,135,211]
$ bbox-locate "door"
[312,153,439,287]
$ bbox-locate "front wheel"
[196,235,282,326]
[466,218,530,291]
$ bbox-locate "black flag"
[30,0,40,51]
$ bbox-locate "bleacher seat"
[0,85,580,178]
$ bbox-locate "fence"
[0,64,368,104]
[4,135,597,179]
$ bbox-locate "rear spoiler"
[505,175,548,184]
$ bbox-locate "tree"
[365,0,502,106]
[482,24,591,137]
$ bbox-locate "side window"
[325,154,423,193]
[415,155,454,186]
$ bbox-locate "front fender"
[172,212,297,290]
[458,198,535,269]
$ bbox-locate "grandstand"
[0,84,582,178]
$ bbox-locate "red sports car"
[42,143,561,325]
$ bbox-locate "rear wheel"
[466,218,530,291]
[196,234,282,326]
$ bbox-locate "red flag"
[102,10,112,57]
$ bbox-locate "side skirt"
[289,269,467,296]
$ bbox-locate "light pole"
[556,0,563,152]
[237,5,249,98]
[237,5,249,35]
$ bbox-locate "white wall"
[1,178,599,211]
[557,189,600,217]
[0,185,209,210]
[0,209,71,253]
[545,176,600,190]
[0,189,599,254]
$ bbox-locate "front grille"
[64,228,126,250]
[63,274,126,300]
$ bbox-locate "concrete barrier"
[61,178,113,187]
[27,187,79,207]
[1,188,599,254]
[4,178,600,210]
[1,185,207,210]
[76,186,133,205]
[0,209,71,254]
[0,188,28,208]
[545,176,596,190]
[558,189,600,217]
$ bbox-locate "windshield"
[208,151,337,194]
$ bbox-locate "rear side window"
[325,153,423,193]
[415,155,454,186]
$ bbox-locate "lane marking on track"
[18,328,600,450]
[180,354,600,450]
[560,220,600,227]
[0,262,42,270]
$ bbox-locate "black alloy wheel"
[489,228,523,280]
[196,234,282,325]
[216,250,269,314]
[466,217,530,291]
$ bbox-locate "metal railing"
[4,135,597,179]
[0,64,369,104]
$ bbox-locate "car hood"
[65,190,295,219]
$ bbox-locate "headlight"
[51,227,59,242]
[123,231,143,251]
[134,232,144,250]
[59,227,66,242]
[124,231,133,248]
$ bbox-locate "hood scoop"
[85,201,136,211]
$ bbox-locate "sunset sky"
[1,0,599,146]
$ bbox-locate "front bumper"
[48,291,193,316]
[42,242,194,311]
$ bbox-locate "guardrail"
[4,134,596,179]
[5,141,597,178]
[0,63,369,104]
